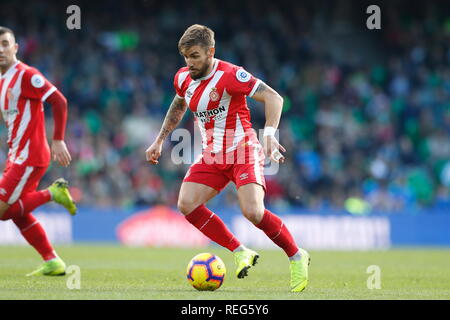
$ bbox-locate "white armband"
[263,126,277,137]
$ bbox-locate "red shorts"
[183,141,266,192]
[0,161,47,205]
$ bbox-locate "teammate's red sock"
[185,205,241,252]
[13,213,57,261]
[255,209,299,257]
[1,190,51,220]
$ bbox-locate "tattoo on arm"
[254,81,269,95]
[251,81,276,103]
[158,96,187,141]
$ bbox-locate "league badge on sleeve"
[236,69,251,82]
[31,74,45,88]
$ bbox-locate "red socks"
[185,205,241,252]
[185,206,299,257]
[13,213,57,261]
[1,191,56,261]
[255,209,299,257]
[0,190,51,221]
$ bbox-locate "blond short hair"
[178,24,215,53]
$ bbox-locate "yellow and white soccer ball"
[186,253,226,291]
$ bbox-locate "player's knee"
[177,198,197,216]
[241,204,265,224]
[0,201,10,220]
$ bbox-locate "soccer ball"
[186,253,226,291]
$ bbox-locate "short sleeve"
[21,68,56,102]
[173,70,189,99]
[226,67,261,97]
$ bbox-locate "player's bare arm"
[250,81,286,163]
[145,95,187,164]
[157,95,187,142]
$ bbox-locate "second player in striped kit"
[0,26,77,277]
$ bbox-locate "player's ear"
[207,47,215,58]
[13,42,18,54]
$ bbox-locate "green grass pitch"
[1,245,449,299]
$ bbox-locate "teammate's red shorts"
[0,161,47,205]
[183,140,266,192]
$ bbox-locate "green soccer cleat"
[234,247,259,279]
[290,248,310,292]
[48,178,77,216]
[26,257,66,277]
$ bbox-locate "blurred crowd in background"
[0,0,448,214]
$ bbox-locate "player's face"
[0,32,18,71]
[182,45,214,80]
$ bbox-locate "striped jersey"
[174,59,262,156]
[0,61,56,167]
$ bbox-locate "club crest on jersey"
[236,69,251,82]
[209,87,220,102]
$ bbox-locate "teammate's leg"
[237,183,310,292]
[178,182,241,252]
[12,212,66,276]
[0,179,77,220]
[13,212,55,260]
[0,165,74,276]
[0,164,47,220]
[0,191,51,221]
[0,201,9,219]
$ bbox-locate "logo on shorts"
[239,173,249,180]
[0,188,6,196]
[236,69,251,82]
[209,87,219,102]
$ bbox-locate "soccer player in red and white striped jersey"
[146,25,310,292]
[0,27,77,276]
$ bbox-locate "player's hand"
[145,140,163,165]
[263,135,286,164]
[51,140,72,167]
